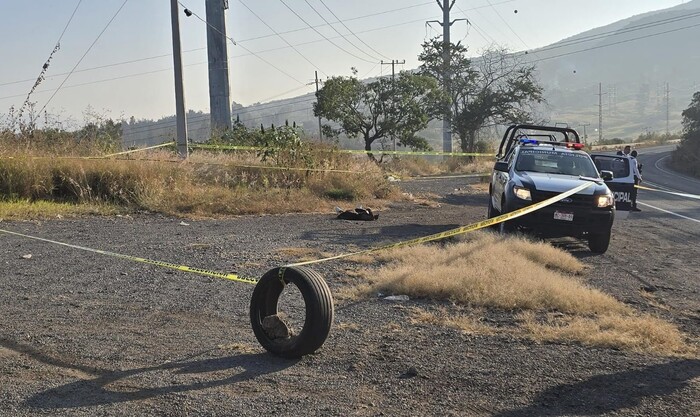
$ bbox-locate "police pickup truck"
[488,125,616,253]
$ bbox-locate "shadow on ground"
[495,359,700,416]
[7,336,297,409]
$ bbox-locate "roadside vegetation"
[0,121,492,219]
[345,232,696,357]
[671,91,700,177]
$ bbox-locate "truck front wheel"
[588,230,611,253]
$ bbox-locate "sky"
[0,0,690,126]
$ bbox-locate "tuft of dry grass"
[365,232,606,314]
[519,312,695,357]
[409,307,495,336]
[354,232,696,357]
[0,199,121,219]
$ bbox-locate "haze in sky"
[0,0,689,125]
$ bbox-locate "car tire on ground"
[588,230,612,253]
[487,196,501,230]
[250,266,334,358]
[498,199,516,234]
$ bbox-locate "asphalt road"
[633,144,700,234]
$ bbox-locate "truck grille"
[531,190,593,209]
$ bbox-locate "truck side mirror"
[494,161,509,172]
[600,170,614,181]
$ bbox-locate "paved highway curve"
[632,144,700,233]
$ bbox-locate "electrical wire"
[238,1,434,43]
[485,0,535,53]
[530,10,700,55]
[302,0,380,61]
[278,0,377,64]
[238,0,328,77]
[527,20,700,63]
[34,0,129,120]
[17,0,82,116]
[179,0,306,85]
[317,0,391,60]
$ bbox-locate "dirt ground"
[1,177,698,416]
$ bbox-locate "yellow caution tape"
[0,182,594,283]
[0,228,258,285]
[289,181,595,267]
[1,142,175,162]
[635,184,700,200]
[102,142,174,158]
[189,143,493,158]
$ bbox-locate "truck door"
[590,154,634,212]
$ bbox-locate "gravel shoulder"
[1,177,698,416]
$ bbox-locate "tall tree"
[314,72,445,156]
[419,38,544,152]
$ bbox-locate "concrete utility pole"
[428,0,466,154]
[206,0,232,133]
[170,0,188,158]
[665,82,670,135]
[315,70,322,142]
[381,59,406,151]
[597,83,607,143]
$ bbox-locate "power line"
[34,0,129,120]
[528,20,700,63]
[485,0,533,51]
[317,0,390,60]
[236,0,515,44]
[238,0,329,77]
[302,0,380,62]
[237,1,434,43]
[179,0,306,85]
[2,3,522,103]
[17,0,83,118]
[0,48,207,89]
[278,0,377,64]
[532,10,700,55]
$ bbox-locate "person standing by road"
[630,149,642,211]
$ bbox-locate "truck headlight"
[596,193,614,208]
[514,186,531,201]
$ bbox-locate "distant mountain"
[533,0,700,138]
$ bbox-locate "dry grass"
[0,200,121,219]
[366,232,604,314]
[353,232,696,356]
[0,147,399,218]
[519,312,695,357]
[409,307,495,336]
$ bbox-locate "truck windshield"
[515,149,599,177]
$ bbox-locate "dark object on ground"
[250,266,334,358]
[336,207,379,221]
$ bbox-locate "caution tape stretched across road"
[636,184,700,200]
[0,228,258,285]
[288,181,595,267]
[1,182,594,285]
[189,143,493,158]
